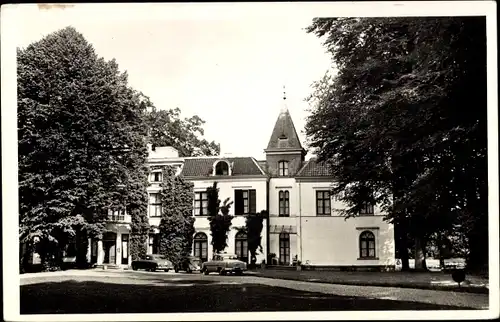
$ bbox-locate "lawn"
[254,269,489,293]
[20,276,471,314]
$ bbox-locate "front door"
[121,234,129,265]
[103,232,117,264]
[103,241,116,264]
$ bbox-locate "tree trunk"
[396,218,410,271]
[76,229,89,268]
[414,236,427,271]
[437,234,445,269]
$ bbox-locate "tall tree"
[245,210,267,266]
[206,182,234,253]
[158,166,196,268]
[305,17,487,271]
[17,26,150,268]
[145,107,220,157]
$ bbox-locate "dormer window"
[214,160,231,176]
[278,161,289,176]
[278,136,288,148]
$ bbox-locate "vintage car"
[60,255,77,270]
[131,254,174,272]
[201,253,247,275]
[174,256,202,273]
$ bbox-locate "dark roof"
[296,158,334,177]
[181,157,265,177]
[266,108,304,151]
[257,160,268,173]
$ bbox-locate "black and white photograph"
[2,2,498,321]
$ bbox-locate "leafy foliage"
[206,182,234,253]
[305,17,487,271]
[18,26,150,267]
[158,166,196,267]
[245,210,267,265]
[146,106,220,157]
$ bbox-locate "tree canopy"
[18,26,150,266]
[146,106,220,157]
[305,17,487,271]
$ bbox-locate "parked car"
[60,255,77,270]
[174,256,203,273]
[201,253,247,276]
[131,254,174,272]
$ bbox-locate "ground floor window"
[359,230,376,258]
[235,231,248,263]
[121,234,129,265]
[279,233,290,265]
[148,234,160,255]
[193,232,208,262]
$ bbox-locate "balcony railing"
[107,214,125,222]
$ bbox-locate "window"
[278,161,289,176]
[108,208,125,221]
[279,190,290,217]
[279,233,290,265]
[149,193,162,217]
[359,231,376,258]
[193,233,208,262]
[316,191,331,216]
[150,171,162,182]
[235,231,248,263]
[360,203,374,215]
[215,161,229,175]
[148,234,160,254]
[235,189,256,215]
[194,192,208,216]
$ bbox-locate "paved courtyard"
[20,269,489,314]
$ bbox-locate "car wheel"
[151,265,157,272]
[164,269,169,272]
[235,271,243,276]
[174,267,179,273]
[132,265,138,271]
[219,269,226,276]
[187,268,192,274]
[203,268,209,275]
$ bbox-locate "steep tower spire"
[264,86,307,176]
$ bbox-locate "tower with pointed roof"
[264,88,307,177]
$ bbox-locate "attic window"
[278,136,288,148]
[215,160,230,176]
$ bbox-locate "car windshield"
[222,255,238,260]
[152,255,167,260]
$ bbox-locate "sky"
[13,3,333,160]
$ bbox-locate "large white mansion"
[90,103,396,270]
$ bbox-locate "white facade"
[294,180,395,267]
[266,177,395,268]
[97,105,395,270]
[190,177,268,263]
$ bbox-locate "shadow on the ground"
[20,280,475,314]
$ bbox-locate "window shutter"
[235,190,244,216]
[250,189,256,214]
